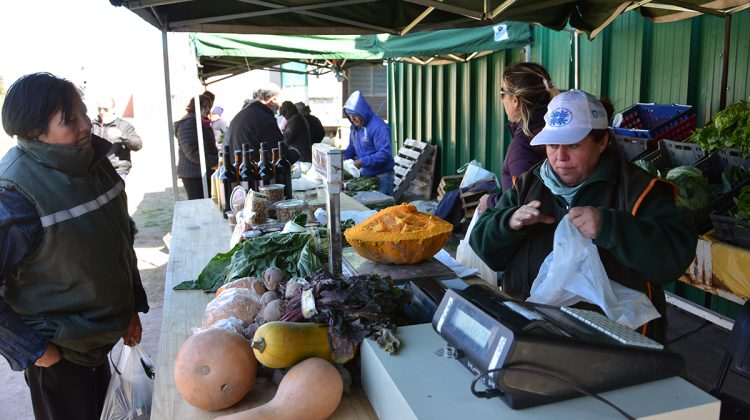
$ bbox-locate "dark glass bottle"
[271,147,280,184]
[275,142,293,199]
[233,149,242,185]
[250,149,261,190]
[220,145,237,216]
[216,151,225,209]
[239,144,254,191]
[258,143,274,187]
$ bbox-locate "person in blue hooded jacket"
[343,91,395,195]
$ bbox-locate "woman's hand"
[509,200,555,230]
[122,313,143,347]
[568,206,601,239]
[354,159,362,169]
[35,343,61,368]
[477,194,490,213]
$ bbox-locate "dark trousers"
[181,175,211,200]
[24,358,111,420]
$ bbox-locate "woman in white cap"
[469,89,697,342]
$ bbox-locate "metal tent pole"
[193,93,209,198]
[161,30,180,202]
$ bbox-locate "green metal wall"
[388,9,750,180]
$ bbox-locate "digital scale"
[312,143,343,275]
[432,283,685,409]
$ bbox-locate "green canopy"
[193,22,531,81]
[116,0,750,39]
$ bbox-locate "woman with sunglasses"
[478,62,557,211]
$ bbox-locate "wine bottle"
[239,144,252,191]
[250,149,261,191]
[216,150,225,209]
[220,145,237,216]
[258,143,273,187]
[275,142,293,199]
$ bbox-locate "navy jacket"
[226,101,283,153]
[343,91,395,177]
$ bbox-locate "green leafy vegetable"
[689,99,750,154]
[343,176,379,196]
[722,165,750,193]
[665,166,715,210]
[633,159,658,177]
[280,270,411,361]
[733,186,750,222]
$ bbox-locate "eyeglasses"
[98,107,110,112]
[499,87,513,98]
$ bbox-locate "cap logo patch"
[549,107,572,127]
[592,110,600,118]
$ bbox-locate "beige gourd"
[215,358,343,420]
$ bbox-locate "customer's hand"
[509,200,555,230]
[122,313,143,346]
[35,343,61,368]
[569,206,601,239]
[354,159,362,169]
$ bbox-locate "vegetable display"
[344,204,453,264]
[343,176,379,195]
[664,166,715,210]
[689,99,750,154]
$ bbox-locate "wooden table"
[152,196,376,419]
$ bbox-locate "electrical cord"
[470,366,636,420]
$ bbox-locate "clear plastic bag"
[100,343,155,420]
[458,160,498,189]
[527,215,660,329]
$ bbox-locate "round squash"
[215,358,343,420]
[344,204,453,264]
[174,328,258,411]
[251,321,333,369]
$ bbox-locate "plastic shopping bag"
[458,160,499,189]
[343,159,361,178]
[527,215,660,330]
[100,343,155,420]
[456,211,500,286]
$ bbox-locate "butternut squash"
[344,203,453,264]
[251,321,333,369]
[215,358,343,420]
[174,328,258,411]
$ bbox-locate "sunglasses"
[499,87,513,98]
[98,107,110,112]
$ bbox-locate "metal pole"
[161,30,179,202]
[719,14,732,111]
[327,190,342,276]
[574,31,580,89]
[193,94,209,198]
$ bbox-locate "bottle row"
[212,141,293,216]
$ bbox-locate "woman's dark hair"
[2,72,82,140]
[503,62,559,137]
[590,96,615,144]
[279,101,298,119]
[185,94,213,114]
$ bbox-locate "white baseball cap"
[530,89,608,146]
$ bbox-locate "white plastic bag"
[343,159,361,178]
[100,343,155,420]
[527,215,660,330]
[456,211,500,286]
[458,160,498,189]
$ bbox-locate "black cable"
[666,320,711,345]
[470,366,636,420]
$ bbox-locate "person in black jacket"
[225,83,282,154]
[91,96,143,178]
[279,101,312,162]
[175,94,219,199]
[295,101,325,144]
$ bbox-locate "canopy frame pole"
[573,31,580,89]
[491,0,518,19]
[404,0,484,19]
[719,14,732,110]
[161,29,180,202]
[400,7,435,35]
[190,40,210,199]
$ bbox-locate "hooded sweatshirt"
[343,91,395,177]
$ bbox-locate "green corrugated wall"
[388,9,750,180]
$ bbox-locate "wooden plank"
[394,155,416,168]
[152,198,376,420]
[394,165,410,177]
[398,148,421,160]
[404,138,428,150]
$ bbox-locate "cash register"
[431,283,685,409]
